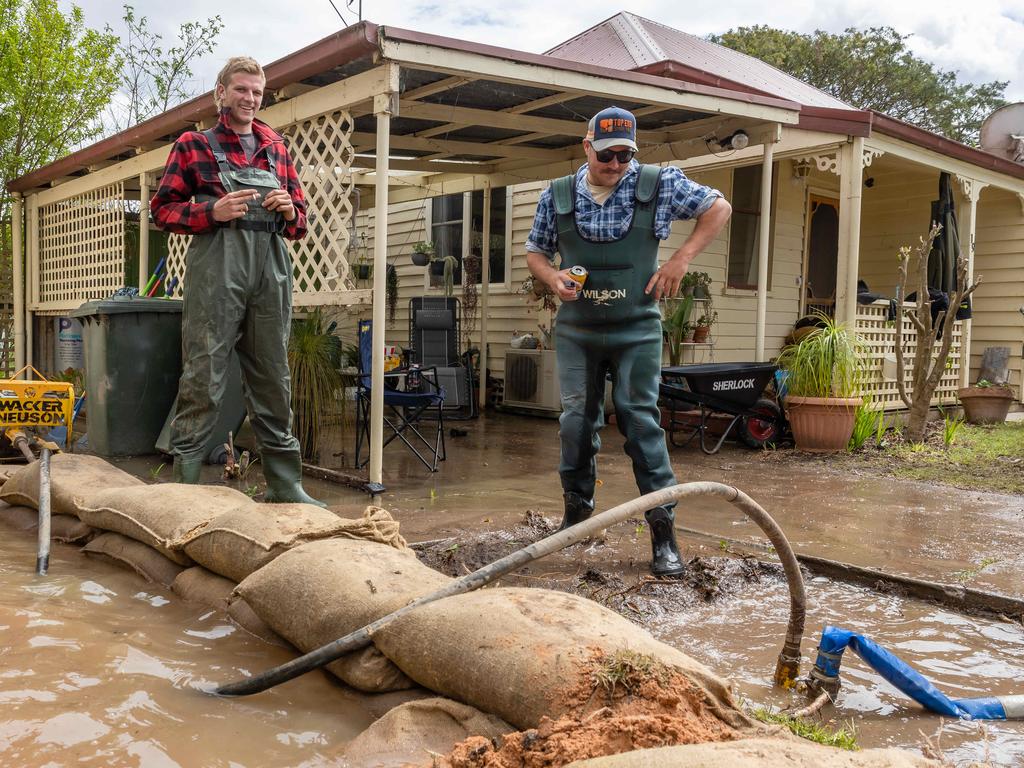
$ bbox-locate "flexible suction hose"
[212,481,806,696]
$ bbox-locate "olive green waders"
[550,165,682,575]
[170,131,324,507]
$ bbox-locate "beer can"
[566,266,588,288]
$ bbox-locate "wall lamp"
[706,130,749,153]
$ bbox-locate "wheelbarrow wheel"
[739,398,782,449]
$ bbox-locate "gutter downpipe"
[369,83,396,494]
[12,193,24,372]
[754,130,777,362]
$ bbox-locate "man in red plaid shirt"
[152,55,324,506]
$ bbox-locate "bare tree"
[108,5,223,131]
[893,224,979,441]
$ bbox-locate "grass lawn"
[853,421,1024,495]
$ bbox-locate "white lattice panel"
[166,233,191,294]
[857,301,962,410]
[38,183,126,308]
[282,109,357,304]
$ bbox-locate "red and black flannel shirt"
[151,111,307,240]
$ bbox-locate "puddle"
[0,534,373,767]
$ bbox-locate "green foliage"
[953,556,1001,584]
[848,398,882,451]
[661,295,694,366]
[942,409,964,448]
[0,0,120,214]
[709,25,1007,145]
[110,4,223,131]
[749,706,859,751]
[776,313,864,398]
[288,309,344,462]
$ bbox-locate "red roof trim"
[8,23,380,193]
[870,111,1024,180]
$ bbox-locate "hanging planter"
[353,262,372,280]
[412,241,434,267]
[429,259,447,277]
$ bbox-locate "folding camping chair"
[407,296,477,419]
[354,320,447,472]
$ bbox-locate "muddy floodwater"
[0,534,374,767]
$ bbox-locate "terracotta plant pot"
[692,325,710,343]
[957,386,1013,425]
[784,395,861,451]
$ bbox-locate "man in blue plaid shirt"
[526,106,731,576]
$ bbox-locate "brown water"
[0,534,373,767]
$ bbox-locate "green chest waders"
[551,166,683,575]
[170,132,325,507]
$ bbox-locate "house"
[5,16,1023,477]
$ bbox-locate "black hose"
[212,482,806,696]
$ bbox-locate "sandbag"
[226,594,290,647]
[343,698,510,768]
[182,503,406,583]
[51,514,96,544]
[79,484,252,566]
[0,454,143,517]
[235,538,450,692]
[82,532,185,587]
[0,502,96,543]
[375,587,749,732]
[172,567,236,612]
[0,502,39,530]
[564,738,941,768]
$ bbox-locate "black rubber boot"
[261,450,327,507]
[557,491,594,531]
[172,457,202,484]
[645,506,685,576]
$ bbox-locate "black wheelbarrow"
[660,363,785,454]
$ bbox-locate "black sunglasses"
[594,148,636,164]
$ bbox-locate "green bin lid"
[70,296,183,318]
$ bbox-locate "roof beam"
[351,155,494,174]
[350,131,572,161]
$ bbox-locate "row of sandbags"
[0,455,941,768]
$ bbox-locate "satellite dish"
[980,102,1024,164]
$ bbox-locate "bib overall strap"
[634,164,662,206]
[551,173,575,216]
[202,129,233,175]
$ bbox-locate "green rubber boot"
[262,450,327,507]
[172,457,202,484]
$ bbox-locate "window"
[727,163,777,290]
[430,187,507,286]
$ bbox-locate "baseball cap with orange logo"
[585,106,638,152]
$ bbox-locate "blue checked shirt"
[525,161,722,257]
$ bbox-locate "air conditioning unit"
[503,349,561,413]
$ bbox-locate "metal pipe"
[211,481,806,697]
[36,447,51,575]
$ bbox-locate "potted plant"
[661,295,694,367]
[430,254,459,297]
[957,379,1014,424]
[411,240,434,267]
[692,311,716,344]
[288,309,344,463]
[351,247,372,281]
[776,312,864,451]
[682,270,713,299]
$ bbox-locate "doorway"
[802,195,839,317]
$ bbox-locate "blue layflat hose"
[812,625,1024,720]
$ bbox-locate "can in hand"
[565,265,588,289]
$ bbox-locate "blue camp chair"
[354,320,447,472]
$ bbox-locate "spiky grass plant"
[288,309,344,463]
[777,313,865,399]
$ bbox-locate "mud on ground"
[414,510,788,622]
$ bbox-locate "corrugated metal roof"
[547,12,851,110]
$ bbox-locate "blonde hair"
[214,56,265,108]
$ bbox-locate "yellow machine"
[1,366,75,449]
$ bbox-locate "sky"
[73,0,1024,103]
